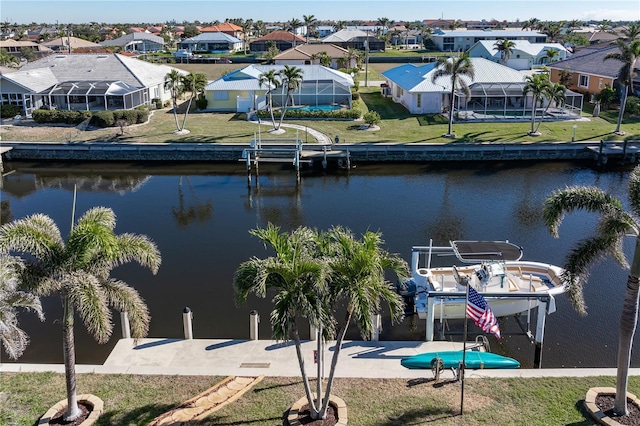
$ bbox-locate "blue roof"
[381,63,436,91]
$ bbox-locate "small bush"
[363,110,381,127]
[625,96,640,116]
[91,110,115,127]
[196,95,208,110]
[352,92,360,101]
[32,109,91,124]
[256,107,360,120]
[1,104,23,118]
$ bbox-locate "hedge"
[256,108,361,120]
[1,104,22,118]
[32,109,92,124]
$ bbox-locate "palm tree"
[179,72,207,132]
[164,69,184,132]
[336,20,347,31]
[0,255,44,360]
[0,48,19,67]
[376,17,390,35]
[0,208,161,421]
[253,20,266,38]
[277,64,304,129]
[240,19,252,54]
[604,39,640,134]
[258,69,281,130]
[303,15,316,44]
[621,22,640,41]
[288,18,302,48]
[431,53,475,138]
[543,164,640,416]
[316,227,407,418]
[234,224,331,421]
[494,39,516,65]
[541,48,560,64]
[523,73,551,136]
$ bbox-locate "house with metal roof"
[100,32,165,53]
[381,58,582,118]
[204,64,354,113]
[0,53,186,116]
[468,40,570,70]
[321,29,385,52]
[548,44,640,97]
[430,29,547,52]
[179,32,242,53]
[273,44,357,69]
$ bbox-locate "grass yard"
[1,372,635,425]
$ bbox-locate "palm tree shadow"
[564,399,594,425]
[95,403,176,425]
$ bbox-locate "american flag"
[466,286,501,339]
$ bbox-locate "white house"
[467,40,570,70]
[204,64,354,113]
[100,32,165,53]
[0,53,186,116]
[381,58,582,117]
[429,29,547,52]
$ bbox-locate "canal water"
[0,159,636,368]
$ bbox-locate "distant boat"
[401,350,520,370]
[397,240,568,341]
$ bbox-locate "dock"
[587,140,640,166]
[241,137,349,184]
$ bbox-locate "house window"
[598,78,604,89]
[395,86,403,97]
[417,94,422,108]
[214,91,229,100]
[578,75,589,88]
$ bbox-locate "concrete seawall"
[0,141,605,163]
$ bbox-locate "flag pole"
[461,277,469,416]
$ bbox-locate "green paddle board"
[401,351,520,370]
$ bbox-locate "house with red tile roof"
[200,22,243,39]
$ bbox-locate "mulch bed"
[296,404,338,425]
[49,402,92,426]
[597,395,640,426]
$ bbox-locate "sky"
[1,0,639,25]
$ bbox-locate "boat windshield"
[450,240,523,263]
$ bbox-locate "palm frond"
[101,279,150,339]
[628,166,640,217]
[67,272,112,343]
[114,234,161,274]
[0,213,63,258]
[543,186,623,237]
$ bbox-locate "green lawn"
[1,372,635,425]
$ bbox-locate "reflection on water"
[0,160,637,369]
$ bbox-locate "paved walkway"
[248,117,334,145]
[2,338,636,380]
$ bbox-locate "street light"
[572,124,577,142]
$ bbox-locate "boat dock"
[241,137,349,183]
[587,140,640,166]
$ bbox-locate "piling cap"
[250,310,258,315]
[183,307,191,313]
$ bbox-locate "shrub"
[1,104,22,118]
[363,110,381,127]
[352,92,360,101]
[256,107,361,120]
[196,95,208,110]
[32,109,91,124]
[91,110,115,127]
[625,96,640,116]
[594,86,616,109]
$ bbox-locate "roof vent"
[88,69,93,72]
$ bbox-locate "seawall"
[1,141,602,163]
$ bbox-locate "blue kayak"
[401,350,520,370]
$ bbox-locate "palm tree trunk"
[447,87,455,135]
[180,93,195,131]
[172,93,180,131]
[62,295,81,421]
[291,323,319,417]
[268,92,277,130]
[530,96,537,134]
[319,310,353,418]
[615,86,628,134]
[278,91,290,130]
[614,237,640,414]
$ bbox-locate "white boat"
[398,240,567,340]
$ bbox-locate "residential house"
[430,29,547,52]
[317,26,335,38]
[42,36,102,53]
[548,44,640,97]
[468,40,569,70]
[100,32,164,53]
[273,44,357,69]
[200,22,244,39]
[204,64,354,112]
[0,39,53,58]
[250,30,305,53]
[321,29,385,52]
[179,32,242,53]
[381,58,582,116]
[99,27,121,40]
[464,20,508,30]
[423,19,455,29]
[0,53,186,116]
[26,26,58,41]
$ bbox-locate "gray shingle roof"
[100,32,164,47]
[547,45,631,78]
